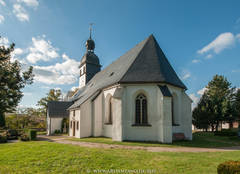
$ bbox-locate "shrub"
[0,132,7,143]
[54,130,61,134]
[28,129,37,140]
[217,161,240,174]
[19,134,30,141]
[6,129,19,140]
[214,129,237,136]
[18,129,37,141]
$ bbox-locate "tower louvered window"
[135,94,148,124]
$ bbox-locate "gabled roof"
[47,101,73,118]
[69,34,186,109]
[119,35,186,89]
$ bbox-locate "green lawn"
[37,131,46,135]
[69,132,240,148]
[0,141,240,174]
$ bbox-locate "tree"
[37,89,62,115]
[193,75,236,131]
[0,38,34,128]
[233,89,240,122]
[205,75,234,131]
[192,93,214,131]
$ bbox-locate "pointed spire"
[85,23,95,52]
[89,23,94,39]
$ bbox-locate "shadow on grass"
[68,132,240,148]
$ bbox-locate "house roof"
[158,85,172,97]
[47,101,73,118]
[69,34,186,109]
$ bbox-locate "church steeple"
[79,25,101,88]
[85,24,95,52]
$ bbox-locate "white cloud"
[14,48,24,55]
[197,32,235,55]
[23,92,32,96]
[0,15,4,23]
[232,69,240,73]
[33,54,79,85]
[0,0,6,6]
[189,87,208,109]
[71,86,79,91]
[236,34,240,41]
[54,87,61,91]
[205,54,213,59]
[10,48,24,62]
[26,36,59,63]
[192,59,200,63]
[189,93,199,109]
[0,36,9,47]
[197,87,207,96]
[17,0,39,7]
[181,71,191,80]
[13,4,29,22]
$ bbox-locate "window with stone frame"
[135,94,148,125]
[105,95,113,124]
[73,110,75,117]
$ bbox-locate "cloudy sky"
[0,0,240,108]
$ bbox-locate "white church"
[47,33,192,143]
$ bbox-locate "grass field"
[69,132,240,148]
[0,141,240,174]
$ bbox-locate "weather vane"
[89,23,94,39]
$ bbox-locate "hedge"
[6,129,19,140]
[28,129,37,140]
[0,134,7,143]
[214,129,237,136]
[18,129,37,141]
[218,161,240,174]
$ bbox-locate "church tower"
[79,28,101,88]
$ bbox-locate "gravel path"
[38,135,240,153]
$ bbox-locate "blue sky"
[0,0,240,108]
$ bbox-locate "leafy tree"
[205,75,234,131]
[0,38,34,128]
[193,75,236,131]
[233,89,240,122]
[5,108,46,129]
[193,93,213,131]
[37,89,62,115]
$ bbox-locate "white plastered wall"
[79,100,92,138]
[92,93,103,137]
[102,87,117,138]
[49,117,63,135]
[69,109,81,138]
[121,84,173,143]
[168,85,192,140]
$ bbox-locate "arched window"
[108,97,112,124]
[105,95,113,124]
[135,94,148,124]
[77,121,79,130]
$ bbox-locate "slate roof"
[47,101,73,118]
[80,52,101,67]
[158,85,172,97]
[69,34,186,109]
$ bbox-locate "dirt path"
[38,135,240,153]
